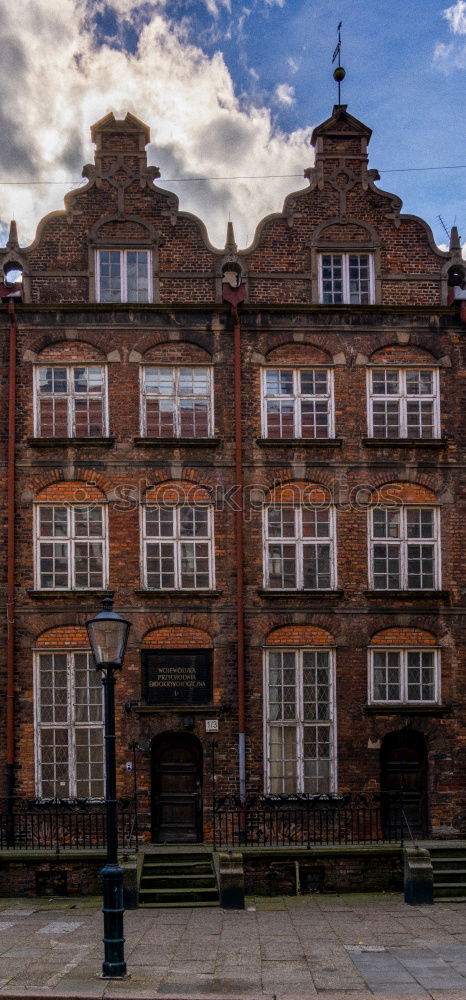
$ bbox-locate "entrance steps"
[138,847,219,908]
[429,843,466,901]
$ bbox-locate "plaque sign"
[142,649,212,706]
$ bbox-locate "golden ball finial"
[333,66,346,82]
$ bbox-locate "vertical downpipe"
[6,300,17,812]
[222,282,247,806]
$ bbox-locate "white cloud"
[0,0,311,250]
[443,0,466,34]
[433,39,466,69]
[275,83,295,106]
[287,56,300,73]
[264,0,285,6]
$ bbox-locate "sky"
[0,0,465,252]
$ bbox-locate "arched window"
[264,626,336,794]
[142,482,214,591]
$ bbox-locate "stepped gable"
[240,104,451,305]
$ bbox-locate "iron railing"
[0,802,137,853]
[213,797,405,848]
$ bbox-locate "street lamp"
[86,592,131,979]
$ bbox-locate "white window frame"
[95,249,152,303]
[318,252,375,304]
[263,647,337,795]
[141,504,215,590]
[33,365,109,438]
[140,365,214,438]
[368,647,440,705]
[34,504,108,591]
[261,367,335,439]
[34,649,105,801]
[367,367,440,439]
[368,505,441,591]
[263,505,337,590]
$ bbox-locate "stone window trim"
[263,504,338,592]
[141,503,215,592]
[317,251,376,305]
[263,647,337,796]
[33,364,109,439]
[33,648,104,801]
[368,505,441,592]
[34,503,108,592]
[260,367,335,440]
[368,647,441,706]
[94,248,153,303]
[140,364,214,439]
[366,366,440,440]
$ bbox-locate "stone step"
[432,858,466,867]
[432,870,466,884]
[139,886,219,904]
[139,900,220,908]
[141,875,216,888]
[433,882,466,897]
[142,862,212,874]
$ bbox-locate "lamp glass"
[87,617,129,668]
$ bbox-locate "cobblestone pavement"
[1,895,466,999]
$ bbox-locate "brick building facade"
[1,104,466,844]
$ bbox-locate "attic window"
[96,250,151,303]
[4,262,23,284]
[319,253,374,305]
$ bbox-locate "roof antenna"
[438,215,450,241]
[332,21,346,104]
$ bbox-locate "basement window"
[96,250,151,303]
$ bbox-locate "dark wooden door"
[381,730,428,838]
[152,735,202,843]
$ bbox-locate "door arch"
[380,729,428,838]
[151,732,203,844]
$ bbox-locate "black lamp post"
[86,592,131,979]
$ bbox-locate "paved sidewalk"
[0,894,466,999]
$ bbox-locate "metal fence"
[0,806,137,853]
[213,802,404,848]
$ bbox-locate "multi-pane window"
[143,505,213,589]
[264,506,335,590]
[320,253,373,304]
[35,366,106,438]
[370,506,440,591]
[265,648,335,794]
[369,649,439,704]
[262,369,333,439]
[96,250,151,302]
[36,505,106,590]
[142,367,212,437]
[368,368,439,438]
[35,651,104,799]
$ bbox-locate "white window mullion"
[174,507,182,589]
[294,370,301,438]
[297,651,304,793]
[296,508,304,590]
[68,651,76,798]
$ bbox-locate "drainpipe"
[6,299,17,810]
[222,280,247,803]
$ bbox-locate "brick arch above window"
[142,626,213,648]
[369,344,440,366]
[265,480,332,505]
[265,625,333,646]
[36,625,89,648]
[144,480,213,505]
[142,341,212,364]
[370,628,437,647]
[264,343,331,365]
[368,481,438,506]
[34,340,107,364]
[35,481,107,503]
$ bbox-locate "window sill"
[134,437,220,448]
[256,437,343,448]
[258,589,344,599]
[362,437,446,449]
[364,590,450,601]
[134,588,222,598]
[27,437,115,448]
[131,703,221,715]
[27,589,107,598]
[364,703,451,716]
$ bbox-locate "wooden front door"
[151,734,203,843]
[381,730,428,838]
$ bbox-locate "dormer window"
[96,250,151,303]
[319,253,374,304]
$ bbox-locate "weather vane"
[332,21,346,104]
